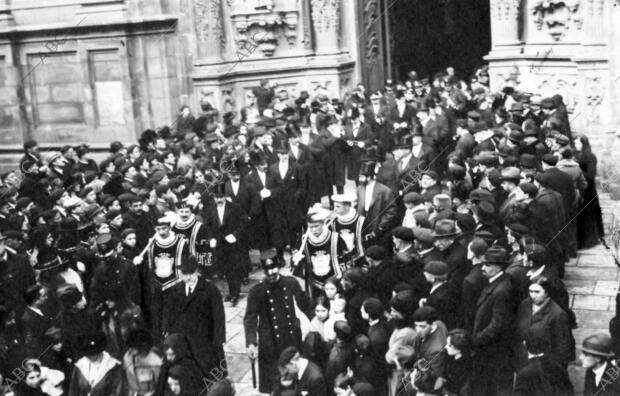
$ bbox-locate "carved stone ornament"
[583,75,604,125]
[530,0,582,41]
[491,0,521,21]
[310,0,340,34]
[364,0,379,66]
[194,0,225,47]
[230,1,299,56]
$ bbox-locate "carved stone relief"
[310,0,340,34]
[230,2,299,57]
[583,75,604,125]
[537,77,578,111]
[364,0,379,65]
[491,0,520,21]
[530,0,582,41]
[194,0,225,56]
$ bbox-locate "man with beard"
[244,249,309,394]
[292,205,347,298]
[356,160,396,251]
[172,200,213,276]
[331,193,365,261]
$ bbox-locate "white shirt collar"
[297,358,309,380]
[364,180,375,212]
[488,271,503,284]
[29,306,44,316]
[593,361,608,386]
[527,265,545,279]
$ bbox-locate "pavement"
[205,191,620,396]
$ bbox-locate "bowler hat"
[394,134,413,150]
[412,227,435,244]
[365,245,386,260]
[499,166,521,181]
[432,219,460,238]
[403,192,422,205]
[520,154,538,169]
[524,243,548,266]
[392,226,414,242]
[424,260,448,276]
[390,290,416,315]
[482,245,510,267]
[581,334,614,357]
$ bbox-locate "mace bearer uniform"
[330,193,365,259]
[172,207,213,270]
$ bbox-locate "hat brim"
[432,231,460,238]
[581,346,614,357]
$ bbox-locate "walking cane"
[251,357,257,389]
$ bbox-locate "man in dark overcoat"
[471,245,517,396]
[244,251,309,394]
[203,182,249,305]
[163,256,226,381]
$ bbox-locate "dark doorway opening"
[390,0,491,81]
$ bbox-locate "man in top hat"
[266,138,305,255]
[344,107,374,183]
[331,193,365,260]
[292,205,347,298]
[244,150,275,254]
[138,213,188,339]
[203,181,249,306]
[163,255,226,380]
[173,200,213,276]
[244,249,309,393]
[580,333,620,395]
[471,244,517,396]
[356,160,397,250]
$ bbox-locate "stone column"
[310,0,340,55]
[489,0,521,46]
[194,0,224,62]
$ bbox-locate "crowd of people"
[0,63,613,396]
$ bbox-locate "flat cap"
[392,226,414,242]
[424,260,449,276]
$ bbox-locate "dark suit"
[163,277,225,379]
[461,264,487,332]
[0,251,36,319]
[298,360,328,396]
[22,306,53,357]
[203,201,249,298]
[584,360,620,396]
[425,282,460,330]
[356,181,397,249]
[472,272,516,396]
[344,122,374,182]
[244,168,272,250]
[513,355,574,396]
[267,160,305,250]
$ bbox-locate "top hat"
[210,181,227,198]
[274,138,289,154]
[249,150,267,166]
[394,134,413,150]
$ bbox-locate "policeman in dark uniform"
[243,249,309,394]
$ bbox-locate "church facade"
[0,0,617,165]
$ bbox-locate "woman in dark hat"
[67,331,125,396]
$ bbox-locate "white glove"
[210,239,217,248]
[76,261,86,272]
[292,250,304,266]
[225,234,236,244]
[357,141,365,148]
[260,189,271,199]
[133,256,143,266]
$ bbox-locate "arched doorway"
[389,0,491,81]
